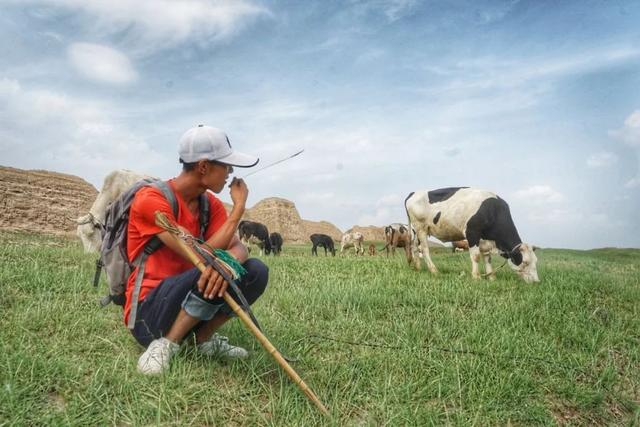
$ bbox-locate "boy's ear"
[197,159,209,174]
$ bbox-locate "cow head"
[507,243,539,283]
[75,213,103,253]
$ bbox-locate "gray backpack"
[94,179,210,329]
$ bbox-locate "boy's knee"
[244,258,269,291]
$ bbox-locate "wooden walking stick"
[154,211,329,416]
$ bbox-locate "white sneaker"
[197,334,248,359]
[137,337,180,375]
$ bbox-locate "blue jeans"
[131,258,269,347]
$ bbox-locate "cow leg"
[418,231,437,273]
[404,245,412,265]
[409,235,421,270]
[469,246,482,279]
[483,252,495,280]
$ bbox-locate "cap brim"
[216,151,259,168]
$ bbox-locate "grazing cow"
[368,243,376,256]
[451,239,469,253]
[405,187,539,283]
[75,169,148,253]
[270,232,283,256]
[381,223,412,263]
[238,220,272,255]
[340,231,364,255]
[310,233,336,256]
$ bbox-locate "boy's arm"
[204,178,249,258]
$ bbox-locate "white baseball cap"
[178,125,259,167]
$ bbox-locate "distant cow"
[270,232,283,256]
[405,187,539,283]
[368,243,376,256]
[340,231,364,255]
[310,233,335,256]
[75,169,148,253]
[238,220,272,255]
[452,240,469,253]
[381,223,412,263]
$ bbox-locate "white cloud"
[68,43,137,84]
[356,193,405,226]
[376,193,402,207]
[299,191,335,203]
[17,0,268,51]
[586,151,618,168]
[609,111,640,190]
[513,185,565,205]
[625,177,640,189]
[443,146,460,157]
[609,110,640,147]
[420,48,640,98]
[358,208,392,226]
[0,78,20,96]
[0,77,164,186]
[381,0,419,22]
[355,48,385,64]
[474,0,520,24]
[528,209,614,227]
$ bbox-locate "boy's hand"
[229,177,248,206]
[197,265,229,299]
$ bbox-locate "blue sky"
[1,0,639,249]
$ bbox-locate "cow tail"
[404,192,415,263]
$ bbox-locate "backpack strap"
[198,192,210,239]
[127,244,157,329]
[127,180,178,330]
[153,181,178,217]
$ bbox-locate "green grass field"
[1,231,639,426]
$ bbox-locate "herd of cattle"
[74,170,540,283]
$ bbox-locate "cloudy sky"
[1,0,639,249]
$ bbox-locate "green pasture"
[0,231,638,426]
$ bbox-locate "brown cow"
[381,223,412,263]
[451,239,469,253]
[368,243,376,256]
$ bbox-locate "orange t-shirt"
[123,180,228,325]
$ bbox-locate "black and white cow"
[238,220,272,255]
[405,187,539,283]
[310,233,336,256]
[270,232,283,256]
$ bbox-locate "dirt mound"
[302,220,343,241]
[243,197,307,242]
[230,197,342,243]
[0,166,97,235]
